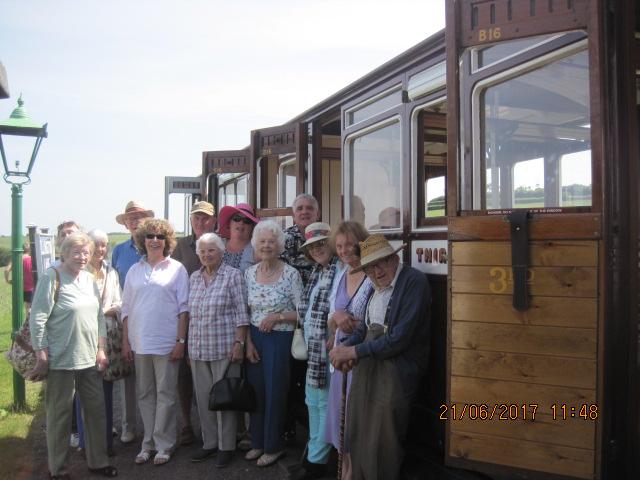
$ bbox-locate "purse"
[291,327,308,361]
[209,362,256,412]
[102,313,132,382]
[101,266,132,382]
[5,267,60,381]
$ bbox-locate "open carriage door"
[250,123,307,225]
[201,149,251,215]
[445,1,617,479]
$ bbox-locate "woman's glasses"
[145,234,166,240]
[231,214,254,225]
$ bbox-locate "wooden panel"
[452,293,597,328]
[451,412,595,450]
[448,213,601,241]
[452,322,596,359]
[451,241,597,267]
[450,376,596,407]
[458,0,589,48]
[449,431,593,479]
[451,349,596,388]
[203,149,249,174]
[452,265,597,297]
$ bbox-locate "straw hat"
[190,201,214,216]
[300,222,331,249]
[217,203,259,238]
[351,234,406,273]
[115,201,154,225]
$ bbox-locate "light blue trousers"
[305,383,331,464]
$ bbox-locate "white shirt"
[366,263,401,326]
[122,256,189,355]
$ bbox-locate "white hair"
[251,220,286,254]
[196,232,225,252]
[292,193,318,210]
[87,229,109,244]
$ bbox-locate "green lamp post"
[0,94,47,410]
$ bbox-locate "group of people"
[26,192,431,480]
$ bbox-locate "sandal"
[244,448,263,460]
[257,450,286,467]
[134,450,153,465]
[153,451,171,466]
[89,466,118,477]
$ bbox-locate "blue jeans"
[305,384,331,464]
[247,325,293,454]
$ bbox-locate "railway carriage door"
[446,1,604,479]
[201,149,250,216]
[250,123,306,225]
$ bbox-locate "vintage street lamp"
[0,94,47,410]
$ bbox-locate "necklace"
[260,262,280,278]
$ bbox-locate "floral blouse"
[244,262,303,332]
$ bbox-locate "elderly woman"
[29,232,117,478]
[296,222,343,479]
[243,220,303,467]
[188,233,250,468]
[324,221,373,480]
[121,219,189,466]
[217,202,258,272]
[75,229,124,458]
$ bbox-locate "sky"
[0,0,446,235]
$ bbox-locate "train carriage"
[175,1,640,478]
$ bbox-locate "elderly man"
[330,234,431,480]
[111,200,154,444]
[282,193,320,286]
[280,193,320,445]
[171,200,216,446]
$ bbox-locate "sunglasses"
[145,234,166,240]
[231,214,254,225]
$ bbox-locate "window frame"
[411,96,448,232]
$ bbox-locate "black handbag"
[208,362,256,412]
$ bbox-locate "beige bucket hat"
[115,200,154,225]
[351,234,406,273]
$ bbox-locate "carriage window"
[474,33,558,71]
[346,87,403,127]
[258,154,296,209]
[416,101,447,223]
[278,157,297,208]
[478,48,591,210]
[218,173,248,209]
[347,121,402,230]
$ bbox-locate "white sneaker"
[120,431,135,444]
[69,433,80,448]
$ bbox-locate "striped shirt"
[188,263,250,361]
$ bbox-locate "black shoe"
[107,446,116,457]
[191,447,218,462]
[215,450,233,468]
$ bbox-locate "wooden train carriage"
[195,1,639,478]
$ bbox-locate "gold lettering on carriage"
[488,267,535,294]
[478,27,501,43]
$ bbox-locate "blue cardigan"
[344,264,431,395]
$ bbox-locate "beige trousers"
[191,358,239,451]
[46,368,109,475]
[134,353,179,453]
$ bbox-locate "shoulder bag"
[5,267,60,381]
[209,362,256,412]
[102,266,132,382]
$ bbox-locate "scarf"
[297,255,340,389]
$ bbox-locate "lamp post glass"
[1,95,47,410]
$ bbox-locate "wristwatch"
[176,338,186,344]
[278,313,285,322]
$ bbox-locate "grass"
[0,276,46,479]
